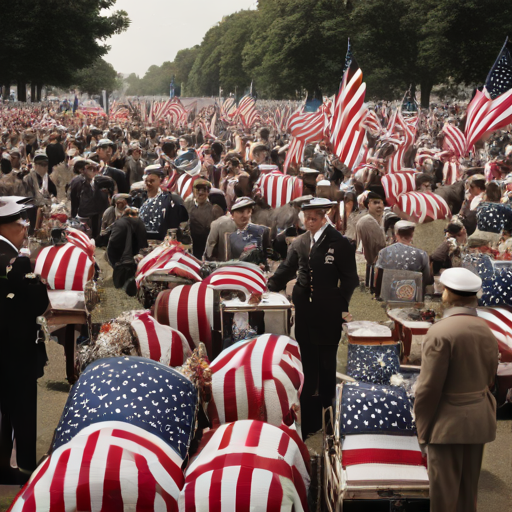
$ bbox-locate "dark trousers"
[428,443,484,512]
[0,378,38,476]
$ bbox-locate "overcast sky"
[103,0,257,77]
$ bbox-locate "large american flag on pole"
[464,38,512,155]
[8,422,185,512]
[179,420,310,512]
[329,40,367,170]
[207,334,304,428]
[237,95,260,130]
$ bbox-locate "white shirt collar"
[0,235,19,254]
[311,222,329,247]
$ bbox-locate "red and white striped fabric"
[442,123,466,159]
[476,306,512,362]
[131,311,192,367]
[136,243,202,288]
[414,147,438,169]
[35,243,94,291]
[154,283,214,358]
[237,96,260,130]
[175,173,200,200]
[66,227,95,260]
[381,171,417,207]
[341,434,428,486]
[384,111,417,174]
[465,88,512,154]
[8,422,184,512]
[208,334,303,428]
[221,98,237,122]
[361,109,384,136]
[258,171,304,208]
[329,64,367,170]
[179,420,310,512]
[396,191,451,223]
[284,105,330,172]
[202,262,267,298]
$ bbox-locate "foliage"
[72,58,121,96]
[0,0,129,90]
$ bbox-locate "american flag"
[465,39,512,154]
[175,172,200,200]
[8,422,185,512]
[284,105,329,172]
[341,434,428,486]
[207,334,304,428]
[381,171,418,207]
[52,357,198,458]
[34,242,95,291]
[66,227,96,260]
[202,262,267,299]
[131,310,193,367]
[220,98,237,122]
[383,111,417,174]
[257,171,304,208]
[154,283,215,358]
[329,41,367,170]
[414,147,438,168]
[361,109,384,137]
[135,242,203,288]
[396,191,451,223]
[237,95,260,130]
[475,306,512,362]
[179,420,310,512]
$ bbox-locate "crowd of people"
[0,95,509,510]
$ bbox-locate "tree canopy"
[0,0,129,99]
[129,0,512,105]
[72,58,121,96]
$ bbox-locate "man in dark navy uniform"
[0,197,49,483]
[268,197,359,438]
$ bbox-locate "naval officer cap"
[439,267,482,295]
[0,196,33,225]
[301,197,336,210]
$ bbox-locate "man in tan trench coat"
[414,267,499,512]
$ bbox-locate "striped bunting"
[208,334,304,428]
[154,283,214,358]
[34,242,94,291]
[396,191,451,223]
[66,227,95,260]
[475,306,512,362]
[179,420,310,512]
[131,311,192,367]
[8,422,184,512]
[381,171,417,207]
[202,262,267,298]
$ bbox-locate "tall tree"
[73,58,121,96]
[0,0,129,99]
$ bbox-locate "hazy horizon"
[103,0,257,77]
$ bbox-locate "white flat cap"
[258,164,279,171]
[439,267,482,293]
[231,196,256,211]
[395,220,416,231]
[316,180,331,187]
[300,167,319,174]
[302,197,336,210]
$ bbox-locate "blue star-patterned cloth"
[461,253,496,280]
[480,267,512,307]
[346,344,401,385]
[340,382,416,436]
[376,243,429,272]
[476,202,512,234]
[229,223,267,259]
[139,191,166,233]
[53,357,198,458]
